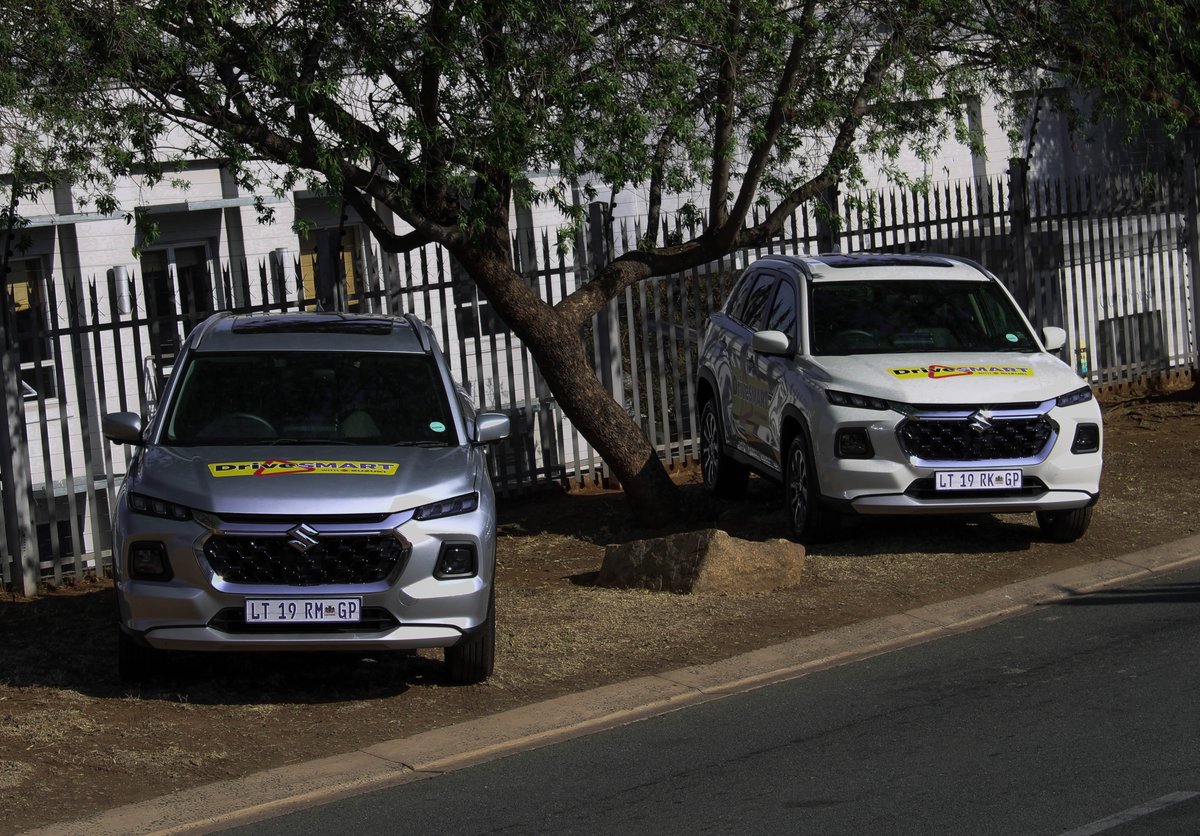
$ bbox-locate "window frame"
[5,255,58,403]
[299,223,368,310]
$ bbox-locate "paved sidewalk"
[28,532,1200,836]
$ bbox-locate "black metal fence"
[4,157,1200,591]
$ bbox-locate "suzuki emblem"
[967,410,994,435]
[286,523,320,554]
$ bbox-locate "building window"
[300,225,365,310]
[139,243,215,360]
[451,256,509,339]
[5,257,57,401]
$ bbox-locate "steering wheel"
[226,413,275,432]
[200,412,277,438]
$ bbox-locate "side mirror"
[752,329,792,356]
[1041,326,1067,352]
[103,412,144,445]
[473,412,510,444]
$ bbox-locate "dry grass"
[1,393,1199,833]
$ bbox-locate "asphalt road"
[223,564,1200,836]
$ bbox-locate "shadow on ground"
[1050,581,1200,607]
[0,583,458,703]
[500,471,1047,557]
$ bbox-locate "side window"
[7,257,59,401]
[722,272,756,322]
[299,224,366,311]
[766,278,798,339]
[740,274,776,331]
[452,254,510,339]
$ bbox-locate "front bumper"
[114,501,495,652]
[814,398,1103,516]
[847,489,1098,515]
[121,621,469,652]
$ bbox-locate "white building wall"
[9,92,1043,565]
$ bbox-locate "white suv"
[696,254,1103,543]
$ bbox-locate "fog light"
[129,542,173,581]
[434,544,477,579]
[835,428,874,459]
[1072,423,1100,454]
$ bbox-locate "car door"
[728,270,782,464]
[744,272,800,470]
[706,270,756,458]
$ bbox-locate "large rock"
[597,529,804,595]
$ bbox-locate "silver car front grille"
[204,534,409,586]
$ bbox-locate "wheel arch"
[696,369,718,410]
[779,405,811,470]
[696,370,721,444]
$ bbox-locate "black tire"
[445,592,495,684]
[699,399,749,500]
[1036,506,1093,543]
[117,630,157,684]
[784,432,838,543]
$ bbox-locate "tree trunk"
[461,246,684,528]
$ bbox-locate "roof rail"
[186,311,233,350]
[753,253,816,281]
[938,254,995,279]
[403,312,432,353]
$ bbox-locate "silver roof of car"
[186,312,431,354]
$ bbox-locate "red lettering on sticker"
[253,458,316,477]
[927,365,974,379]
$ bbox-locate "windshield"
[161,351,458,446]
[809,279,1039,355]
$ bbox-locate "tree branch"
[712,0,816,250]
[709,0,742,230]
[341,185,434,253]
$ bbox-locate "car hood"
[128,444,480,517]
[810,351,1085,405]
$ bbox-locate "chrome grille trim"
[896,399,1058,466]
[204,533,410,586]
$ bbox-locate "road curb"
[26,532,1200,836]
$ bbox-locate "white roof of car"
[757,253,994,283]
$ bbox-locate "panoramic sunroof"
[818,254,954,269]
[230,315,395,335]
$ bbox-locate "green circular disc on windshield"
[429,421,446,433]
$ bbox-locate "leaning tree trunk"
[463,246,684,528]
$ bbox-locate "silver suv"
[696,254,1103,543]
[104,312,509,684]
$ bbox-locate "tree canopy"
[985,0,1200,136]
[4,0,1190,522]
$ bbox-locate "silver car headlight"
[128,492,193,521]
[414,492,480,521]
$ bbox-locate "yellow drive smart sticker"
[209,460,401,477]
[888,365,1034,380]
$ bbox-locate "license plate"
[244,597,362,624]
[935,469,1023,491]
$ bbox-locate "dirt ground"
[3,391,1200,833]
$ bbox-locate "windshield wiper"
[390,440,451,447]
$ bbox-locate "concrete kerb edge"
[27,533,1200,836]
